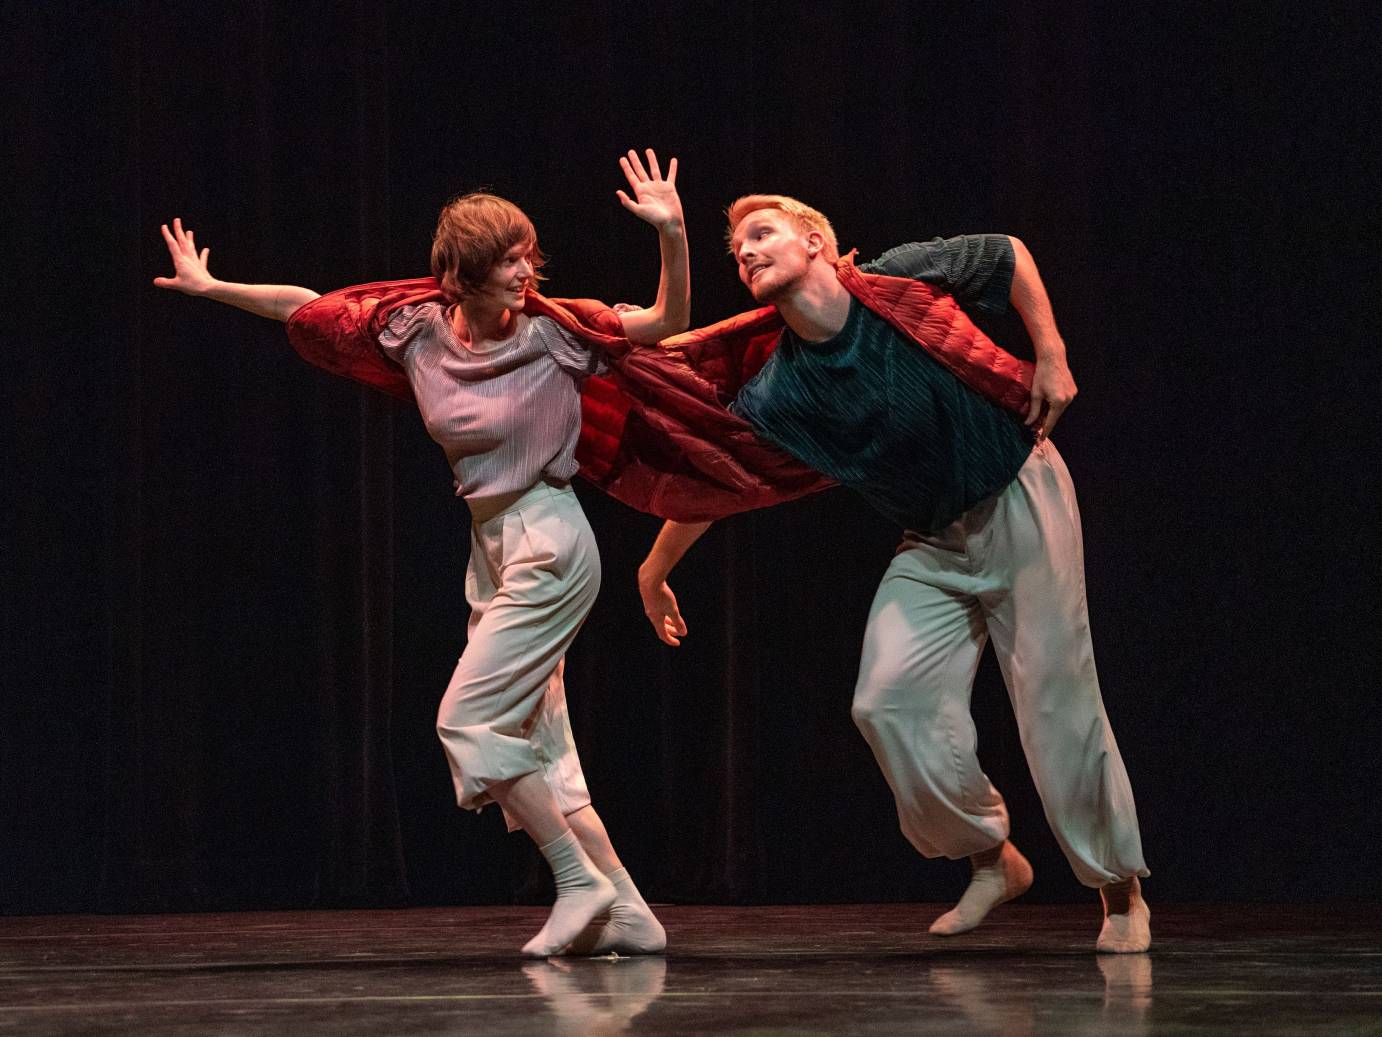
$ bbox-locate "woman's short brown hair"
[430,192,547,302]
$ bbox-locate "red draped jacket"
[284,253,1034,522]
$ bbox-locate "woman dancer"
[155,149,686,957]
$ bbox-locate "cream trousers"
[436,480,597,830]
[852,440,1149,887]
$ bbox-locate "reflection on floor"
[1,903,1378,1034]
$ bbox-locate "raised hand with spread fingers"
[153,216,318,322]
[611,149,689,346]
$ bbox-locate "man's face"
[731,209,815,303]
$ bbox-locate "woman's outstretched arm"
[154,217,319,322]
[612,149,689,345]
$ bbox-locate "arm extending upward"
[154,217,319,322]
[611,149,690,346]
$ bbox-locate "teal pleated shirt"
[729,235,1035,533]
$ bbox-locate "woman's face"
[480,241,536,310]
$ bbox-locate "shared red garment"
[284,254,1034,522]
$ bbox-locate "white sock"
[521,830,617,958]
[1097,877,1151,953]
[929,841,1034,937]
[566,867,667,955]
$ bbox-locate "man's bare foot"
[1097,876,1151,953]
[928,841,1034,936]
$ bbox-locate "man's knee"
[851,670,908,735]
[853,657,963,739]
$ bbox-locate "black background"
[3,2,1378,915]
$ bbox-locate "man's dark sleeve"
[862,235,1015,318]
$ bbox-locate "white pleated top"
[378,303,601,502]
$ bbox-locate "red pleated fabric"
[283,255,1033,522]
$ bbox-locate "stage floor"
[2,903,1379,1034]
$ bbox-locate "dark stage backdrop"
[3,2,1377,915]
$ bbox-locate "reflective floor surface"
[2,903,1379,1034]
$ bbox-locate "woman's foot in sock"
[567,868,667,955]
[929,841,1034,936]
[521,831,618,958]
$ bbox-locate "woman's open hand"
[153,217,216,296]
[616,149,683,233]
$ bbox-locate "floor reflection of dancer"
[154,150,683,958]
[637,195,1150,952]
[929,954,1152,1035]
[522,958,667,1036]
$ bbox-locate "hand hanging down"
[636,519,708,647]
[640,576,689,647]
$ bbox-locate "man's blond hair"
[725,194,839,262]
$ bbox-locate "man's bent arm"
[637,519,711,646]
[1008,236,1076,435]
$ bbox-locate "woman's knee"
[435,689,498,742]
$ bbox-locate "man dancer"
[637,196,1150,952]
